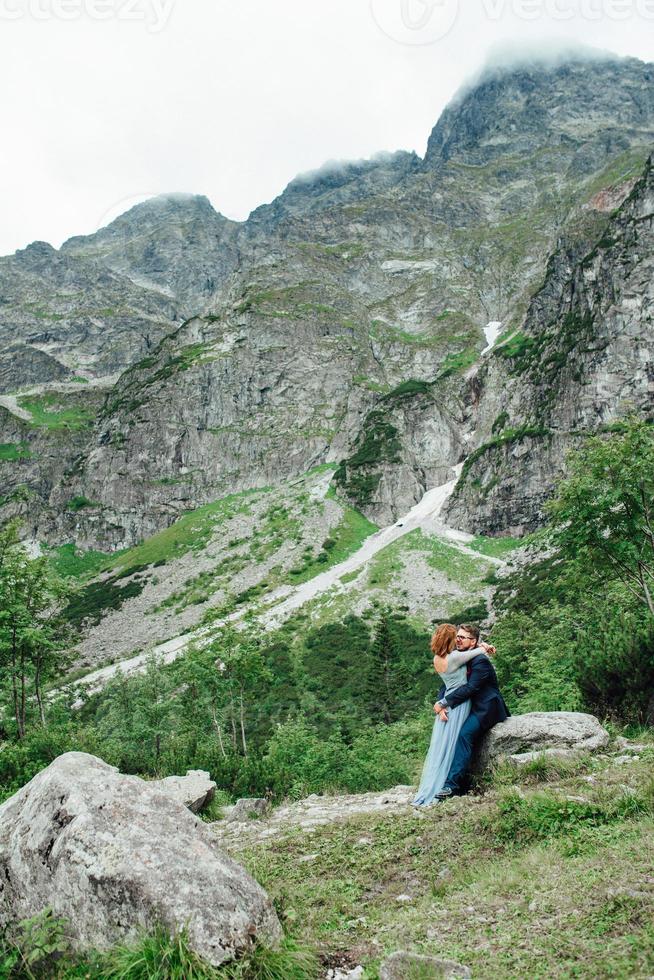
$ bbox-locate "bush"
[262,719,344,799]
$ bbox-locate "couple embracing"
[413,623,509,807]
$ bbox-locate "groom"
[433,623,510,798]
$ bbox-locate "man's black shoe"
[435,787,455,799]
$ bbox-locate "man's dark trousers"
[445,712,482,793]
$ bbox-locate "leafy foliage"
[0,523,73,740]
[333,409,402,506]
[547,418,654,614]
[491,420,654,722]
[0,609,434,803]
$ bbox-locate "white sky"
[1,0,652,256]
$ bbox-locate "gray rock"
[325,966,363,980]
[0,752,281,966]
[226,797,271,823]
[380,951,471,979]
[326,967,364,980]
[506,748,583,766]
[476,711,610,771]
[150,769,216,813]
[614,736,647,753]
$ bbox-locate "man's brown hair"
[458,623,480,642]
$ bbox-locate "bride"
[412,623,493,807]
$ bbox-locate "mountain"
[0,50,653,551]
[60,194,242,316]
[0,240,179,388]
[446,153,654,534]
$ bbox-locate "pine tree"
[364,608,404,725]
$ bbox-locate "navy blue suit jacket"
[438,654,510,733]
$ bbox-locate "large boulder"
[476,711,610,770]
[150,769,216,813]
[0,752,281,966]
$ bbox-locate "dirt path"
[67,472,506,700]
[212,785,416,849]
[0,394,33,422]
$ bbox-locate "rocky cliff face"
[446,154,654,534]
[0,240,179,386]
[61,194,242,318]
[1,52,653,547]
[425,56,654,168]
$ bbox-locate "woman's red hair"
[431,623,457,659]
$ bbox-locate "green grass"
[469,535,523,559]
[494,330,534,361]
[366,542,405,589]
[582,145,651,202]
[66,495,100,512]
[368,321,442,350]
[147,343,217,385]
[110,488,270,577]
[352,376,389,394]
[48,543,112,580]
[364,530,491,596]
[234,282,345,322]
[54,487,271,626]
[0,442,31,461]
[0,919,319,979]
[403,530,491,588]
[17,393,95,431]
[437,347,479,379]
[287,505,377,585]
[236,758,654,979]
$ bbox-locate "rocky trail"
[213,785,416,849]
[66,471,507,700]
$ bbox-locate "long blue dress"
[412,648,487,807]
